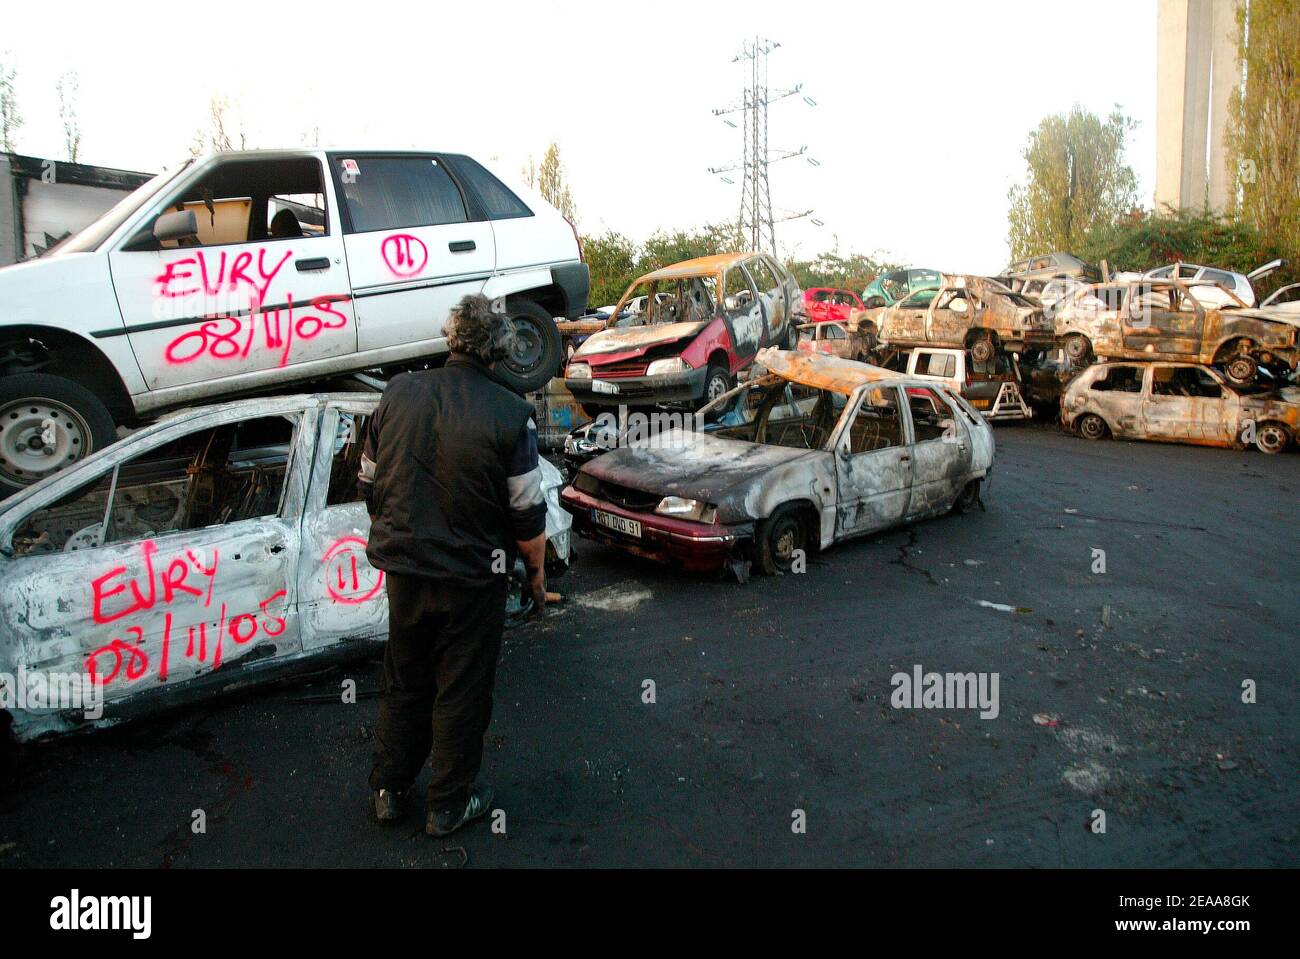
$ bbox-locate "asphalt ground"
[1,421,1296,868]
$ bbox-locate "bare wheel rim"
[771,516,803,567]
[706,372,729,403]
[1079,415,1105,439]
[1227,356,1255,381]
[504,316,545,376]
[1066,335,1088,360]
[0,397,93,486]
[1257,424,1288,453]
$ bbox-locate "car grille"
[591,360,649,379]
[597,480,660,511]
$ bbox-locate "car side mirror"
[153,210,197,244]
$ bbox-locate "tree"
[1006,106,1139,260]
[57,72,81,162]
[785,248,898,294]
[189,94,248,156]
[0,55,20,153]
[582,231,639,307]
[1224,0,1300,268]
[524,143,578,222]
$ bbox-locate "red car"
[802,288,864,325]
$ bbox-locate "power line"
[710,37,819,256]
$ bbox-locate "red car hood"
[574,321,707,361]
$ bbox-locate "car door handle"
[899,453,911,462]
[449,240,476,253]
[295,257,330,272]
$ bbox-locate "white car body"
[0,391,572,742]
[0,149,588,488]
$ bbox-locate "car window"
[336,156,468,233]
[1151,366,1223,399]
[906,387,952,443]
[916,352,956,378]
[1202,268,1233,287]
[881,271,909,299]
[722,269,755,314]
[1177,264,1199,279]
[152,157,327,249]
[10,415,299,558]
[325,411,372,507]
[1089,366,1143,393]
[825,324,846,339]
[899,288,938,309]
[847,387,903,454]
[747,257,782,296]
[440,155,533,220]
[1149,265,1174,279]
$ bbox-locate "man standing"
[359,294,548,837]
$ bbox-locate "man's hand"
[516,532,547,617]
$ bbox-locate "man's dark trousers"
[370,572,509,810]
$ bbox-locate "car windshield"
[46,163,191,255]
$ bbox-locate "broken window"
[11,415,298,558]
[906,388,952,443]
[916,352,956,378]
[1089,366,1143,393]
[746,257,782,298]
[899,288,938,309]
[1151,366,1222,399]
[326,411,371,506]
[152,157,328,248]
[847,387,903,454]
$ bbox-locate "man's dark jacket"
[362,357,544,587]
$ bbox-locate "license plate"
[591,379,620,395]
[592,508,641,538]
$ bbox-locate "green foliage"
[1007,106,1139,261]
[784,250,899,294]
[1080,208,1297,295]
[1224,0,1300,275]
[582,232,638,306]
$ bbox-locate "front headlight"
[646,357,690,376]
[654,496,717,523]
[568,362,592,379]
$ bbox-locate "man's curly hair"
[445,294,516,363]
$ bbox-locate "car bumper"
[560,486,745,572]
[564,366,708,406]
[552,261,592,320]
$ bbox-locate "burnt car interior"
[1151,366,1223,398]
[847,387,903,453]
[710,381,837,450]
[637,277,717,326]
[10,415,298,557]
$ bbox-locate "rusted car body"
[865,274,1052,362]
[0,393,572,743]
[1061,361,1300,454]
[563,253,800,412]
[796,321,874,363]
[1051,278,1300,383]
[561,348,994,577]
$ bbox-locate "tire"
[754,504,808,575]
[1064,333,1092,365]
[951,478,981,514]
[497,299,563,395]
[1077,413,1108,441]
[0,372,117,496]
[699,364,732,421]
[1254,421,1291,455]
[1224,353,1258,386]
[970,336,995,365]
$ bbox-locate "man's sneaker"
[426,783,494,837]
[372,788,407,825]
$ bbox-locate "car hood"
[580,429,819,512]
[1229,306,1300,328]
[573,321,707,358]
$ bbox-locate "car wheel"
[1077,413,1108,441]
[497,299,563,395]
[699,364,732,421]
[1225,353,1258,386]
[1255,421,1291,455]
[951,478,982,514]
[754,504,808,575]
[970,337,995,365]
[1064,334,1092,365]
[0,373,117,497]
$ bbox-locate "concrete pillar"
[1207,0,1239,211]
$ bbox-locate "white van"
[0,149,589,493]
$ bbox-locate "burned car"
[866,274,1053,363]
[564,253,801,414]
[1052,278,1300,384]
[1062,361,1299,454]
[796,320,875,363]
[561,348,994,578]
[0,393,572,743]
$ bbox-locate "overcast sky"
[3,0,1157,274]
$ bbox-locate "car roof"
[757,347,922,395]
[634,253,760,282]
